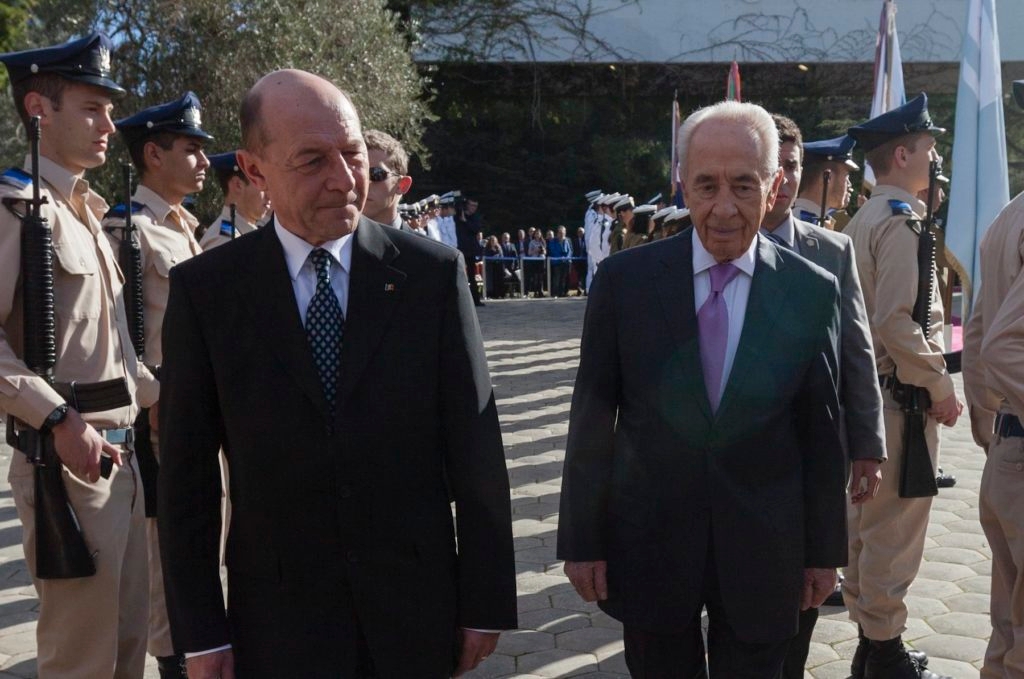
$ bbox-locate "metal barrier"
[481,255,586,300]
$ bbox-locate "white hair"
[677,101,780,181]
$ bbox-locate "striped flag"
[946,0,1008,312]
[671,98,684,208]
[864,0,906,187]
[726,61,741,102]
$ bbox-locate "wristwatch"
[41,403,70,432]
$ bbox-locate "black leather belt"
[54,377,132,413]
[995,412,1024,439]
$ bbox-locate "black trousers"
[622,543,791,679]
[780,607,818,679]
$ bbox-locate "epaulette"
[218,219,235,237]
[798,209,821,225]
[888,199,914,217]
[104,201,145,220]
[0,167,32,190]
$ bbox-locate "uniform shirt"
[438,215,458,248]
[199,205,259,251]
[692,228,756,398]
[792,197,825,225]
[963,191,1024,436]
[843,185,954,402]
[0,155,157,431]
[104,184,203,366]
[425,217,442,243]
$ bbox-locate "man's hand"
[51,408,122,483]
[453,629,499,677]
[186,649,235,679]
[849,459,882,504]
[929,393,963,427]
[801,568,838,610]
[564,560,608,602]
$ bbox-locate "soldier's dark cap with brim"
[116,91,215,146]
[0,33,126,98]
[1014,80,1024,110]
[208,151,241,175]
[803,135,859,170]
[847,93,944,152]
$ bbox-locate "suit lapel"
[236,223,330,419]
[336,217,407,409]
[792,219,822,260]
[654,230,713,423]
[717,235,795,417]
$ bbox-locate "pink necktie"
[699,262,740,412]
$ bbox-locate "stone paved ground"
[0,296,993,678]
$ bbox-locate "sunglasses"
[369,166,401,182]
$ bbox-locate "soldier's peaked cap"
[803,135,859,170]
[116,91,214,146]
[847,93,944,152]
[0,33,125,98]
[208,151,241,174]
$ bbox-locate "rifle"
[229,202,236,240]
[2,117,97,578]
[819,168,832,228]
[894,159,942,499]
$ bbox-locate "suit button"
[339,485,352,498]
[347,550,358,563]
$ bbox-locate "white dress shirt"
[275,220,353,323]
[692,229,758,398]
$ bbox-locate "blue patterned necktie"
[305,248,344,410]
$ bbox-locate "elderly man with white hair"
[557,100,848,678]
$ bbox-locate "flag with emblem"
[864,0,906,188]
[946,0,1008,314]
[670,96,685,208]
[726,61,741,102]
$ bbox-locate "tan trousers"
[844,391,939,640]
[9,449,148,679]
[980,426,1024,678]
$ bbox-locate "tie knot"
[709,262,740,293]
[310,248,333,284]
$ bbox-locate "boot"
[850,626,870,679]
[864,637,947,679]
[157,655,187,679]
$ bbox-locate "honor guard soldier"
[842,93,961,679]
[200,151,269,250]
[438,192,459,246]
[582,189,602,286]
[609,194,634,254]
[962,79,1024,678]
[792,135,859,229]
[103,91,213,678]
[0,34,159,678]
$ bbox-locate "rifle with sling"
[891,160,942,498]
[819,168,832,228]
[2,118,98,578]
[230,202,236,240]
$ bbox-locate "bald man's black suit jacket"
[557,229,848,643]
[158,217,516,677]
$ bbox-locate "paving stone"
[912,633,988,662]
[463,652,517,679]
[555,627,623,661]
[517,608,593,634]
[905,595,950,617]
[932,532,990,550]
[496,630,556,656]
[944,592,993,614]
[924,546,988,565]
[516,648,599,677]
[916,560,978,582]
[810,618,858,644]
[958,575,993,594]
[910,577,964,599]
[808,659,855,678]
[926,612,994,638]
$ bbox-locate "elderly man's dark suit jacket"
[158,217,516,678]
[557,228,848,643]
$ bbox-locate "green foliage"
[0,0,432,223]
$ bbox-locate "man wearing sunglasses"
[363,129,414,234]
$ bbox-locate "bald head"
[240,69,360,155]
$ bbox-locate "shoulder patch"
[0,167,31,190]
[888,199,914,217]
[104,201,145,220]
[219,220,234,237]
[798,209,820,224]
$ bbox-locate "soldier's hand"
[564,560,608,602]
[51,408,122,483]
[849,459,882,504]
[186,649,235,679]
[929,393,963,427]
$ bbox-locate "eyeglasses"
[369,166,401,182]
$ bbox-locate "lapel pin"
[384,283,396,293]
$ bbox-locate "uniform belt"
[98,427,135,448]
[54,378,132,414]
[995,413,1024,439]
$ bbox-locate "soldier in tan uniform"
[0,34,159,678]
[842,94,962,679]
[199,150,269,250]
[791,134,858,230]
[103,92,212,678]
[963,78,1024,679]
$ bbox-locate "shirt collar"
[692,227,758,278]
[275,218,354,282]
[220,205,257,234]
[133,184,198,230]
[26,154,109,219]
[763,212,795,247]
